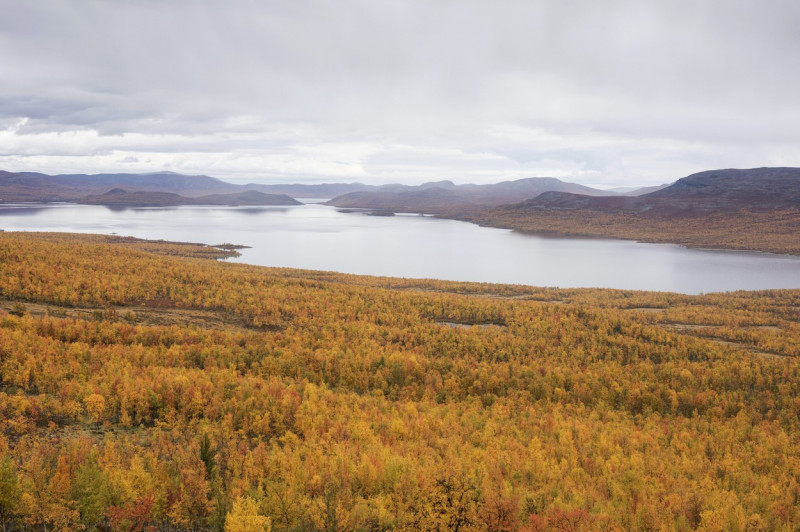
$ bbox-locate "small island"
[80,188,302,207]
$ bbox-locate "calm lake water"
[1,202,799,294]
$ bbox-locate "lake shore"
[3,203,800,294]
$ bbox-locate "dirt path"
[0,299,269,332]
[659,323,786,358]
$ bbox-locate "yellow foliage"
[0,231,798,530]
[225,496,271,532]
[83,393,107,424]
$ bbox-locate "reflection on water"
[1,202,798,294]
[0,205,53,216]
[96,205,296,216]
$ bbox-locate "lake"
[1,202,799,294]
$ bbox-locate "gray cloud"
[0,0,798,186]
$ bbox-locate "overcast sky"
[1,0,798,187]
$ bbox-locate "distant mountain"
[239,183,376,198]
[326,177,617,214]
[462,167,800,255]
[609,183,671,196]
[645,167,800,210]
[0,170,239,201]
[0,171,85,201]
[55,171,238,195]
[80,188,301,207]
[503,168,800,219]
[10,167,795,219]
[0,170,380,203]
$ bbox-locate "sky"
[0,0,798,188]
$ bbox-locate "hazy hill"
[472,167,800,255]
[609,183,671,196]
[326,177,616,214]
[240,182,376,198]
[0,170,239,201]
[80,188,301,207]
[0,170,88,201]
[505,167,800,219]
[645,167,800,210]
[54,171,238,196]
[0,170,382,203]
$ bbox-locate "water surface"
[1,203,798,294]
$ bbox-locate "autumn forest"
[0,232,799,531]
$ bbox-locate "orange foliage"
[0,231,798,530]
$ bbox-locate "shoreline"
[5,199,799,257]
[4,229,800,296]
[450,213,800,258]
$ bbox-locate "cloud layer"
[1,0,799,186]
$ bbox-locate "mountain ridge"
[507,167,800,219]
[326,177,617,214]
[469,167,800,255]
[0,170,377,201]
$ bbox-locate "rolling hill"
[4,166,800,254]
[79,188,301,207]
[0,170,375,203]
[326,177,616,214]
[472,167,800,254]
[0,170,238,201]
[502,167,800,218]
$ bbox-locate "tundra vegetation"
[0,232,798,531]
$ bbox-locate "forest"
[0,231,799,531]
